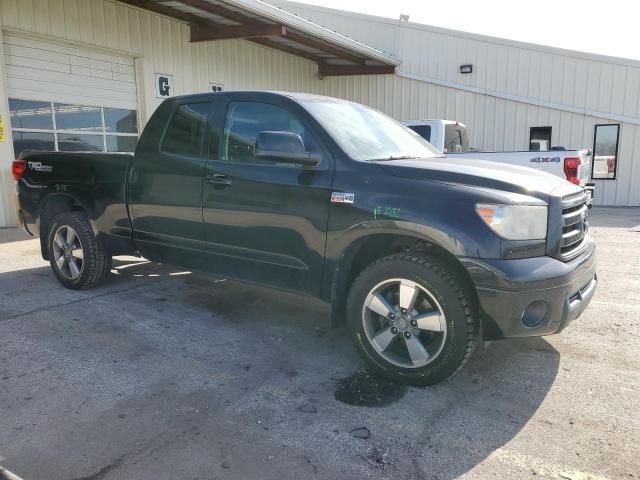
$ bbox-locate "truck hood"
[378,156,581,200]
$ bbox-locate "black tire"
[47,211,112,290]
[346,254,480,386]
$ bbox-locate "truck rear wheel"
[346,254,479,386]
[47,211,112,290]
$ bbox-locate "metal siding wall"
[275,1,640,121]
[0,0,324,227]
[276,1,640,207]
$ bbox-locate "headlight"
[476,204,547,240]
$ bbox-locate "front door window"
[221,101,317,164]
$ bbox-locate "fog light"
[522,300,547,328]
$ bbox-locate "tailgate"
[577,151,592,187]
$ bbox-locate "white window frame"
[9,99,139,153]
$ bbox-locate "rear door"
[128,99,214,269]
[202,94,333,295]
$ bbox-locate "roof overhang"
[118,0,399,76]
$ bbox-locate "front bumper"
[461,237,597,339]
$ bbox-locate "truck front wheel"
[346,254,480,386]
[47,211,112,290]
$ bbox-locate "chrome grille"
[559,192,589,260]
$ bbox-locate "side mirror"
[254,131,320,167]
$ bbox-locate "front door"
[202,96,333,295]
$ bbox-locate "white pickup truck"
[403,119,595,203]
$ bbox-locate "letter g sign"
[154,73,175,98]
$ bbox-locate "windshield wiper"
[373,155,419,161]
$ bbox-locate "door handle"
[205,172,232,185]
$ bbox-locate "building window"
[8,98,138,157]
[592,124,620,180]
[529,126,552,151]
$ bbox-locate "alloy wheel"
[362,278,447,368]
[52,225,84,280]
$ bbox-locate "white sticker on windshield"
[331,192,355,204]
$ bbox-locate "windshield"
[300,99,440,161]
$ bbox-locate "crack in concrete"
[68,454,127,480]
[0,279,173,323]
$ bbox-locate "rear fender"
[38,190,97,260]
[38,187,136,259]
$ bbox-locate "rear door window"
[407,125,432,142]
[529,126,552,151]
[161,102,210,157]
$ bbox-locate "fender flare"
[37,190,98,260]
[326,220,475,326]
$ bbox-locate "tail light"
[607,157,615,174]
[563,157,581,185]
[12,160,27,181]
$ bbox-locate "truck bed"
[447,149,592,188]
[16,151,134,254]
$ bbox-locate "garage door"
[4,34,139,156]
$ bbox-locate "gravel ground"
[0,207,638,480]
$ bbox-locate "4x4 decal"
[529,156,561,163]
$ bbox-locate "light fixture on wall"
[399,14,410,22]
[459,64,473,74]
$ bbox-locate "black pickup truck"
[13,91,597,385]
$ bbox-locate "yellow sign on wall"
[0,113,4,142]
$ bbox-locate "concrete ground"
[0,208,638,480]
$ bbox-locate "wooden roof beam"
[118,0,209,25]
[249,37,326,64]
[181,3,366,65]
[179,0,254,23]
[285,30,367,65]
[318,63,395,77]
[119,0,395,75]
[191,23,286,42]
